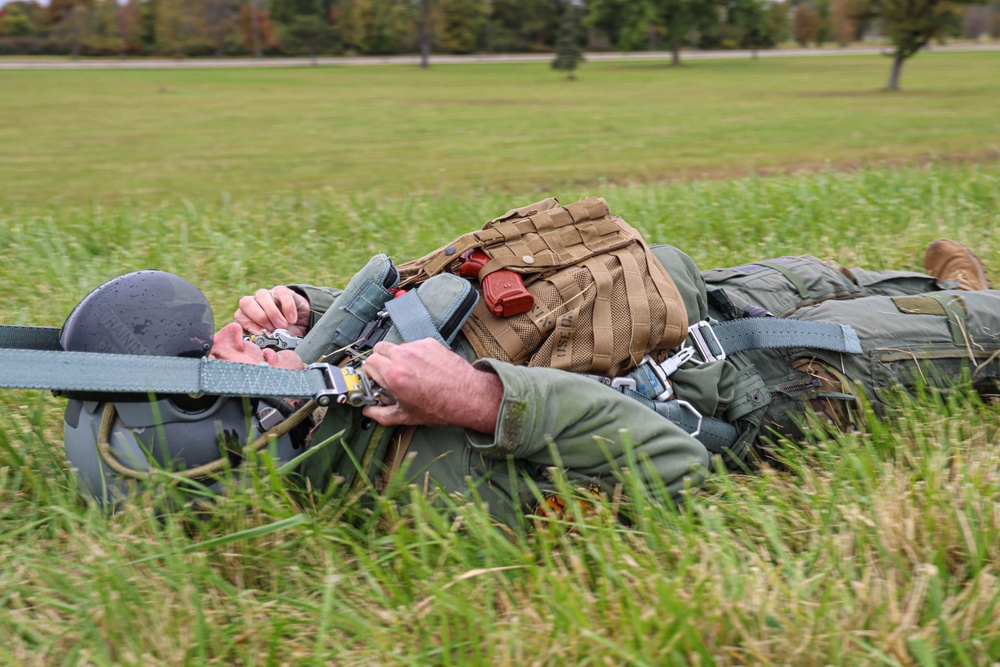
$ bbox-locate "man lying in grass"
[200,198,999,526]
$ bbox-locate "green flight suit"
[288,246,1000,527]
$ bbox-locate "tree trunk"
[418,0,431,69]
[886,53,904,90]
[116,7,127,58]
[670,32,680,66]
[249,0,262,59]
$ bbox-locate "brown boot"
[923,239,992,291]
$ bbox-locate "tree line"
[1,0,997,84]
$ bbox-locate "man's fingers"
[360,350,390,387]
[254,288,289,330]
[235,295,268,334]
[271,287,302,327]
[370,341,398,358]
[362,403,409,426]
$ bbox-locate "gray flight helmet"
[59,270,307,505]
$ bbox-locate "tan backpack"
[397,197,688,377]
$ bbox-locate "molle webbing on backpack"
[397,198,689,377]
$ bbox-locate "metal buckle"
[638,354,674,401]
[307,362,387,407]
[244,328,302,351]
[610,377,637,391]
[674,399,703,437]
[307,362,349,407]
[686,320,726,364]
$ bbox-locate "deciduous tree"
[436,0,490,53]
[488,0,561,52]
[793,2,820,44]
[0,4,36,36]
[87,0,124,55]
[335,0,415,56]
[202,0,239,56]
[830,0,855,45]
[728,0,773,55]
[417,0,431,66]
[652,0,719,65]
[767,0,790,44]
[851,0,977,89]
[52,4,95,57]
[587,0,656,51]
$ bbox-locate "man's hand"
[210,322,306,370]
[233,286,310,337]
[361,339,503,435]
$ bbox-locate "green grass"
[1,162,999,664]
[1,52,1000,665]
[1,50,998,205]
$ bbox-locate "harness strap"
[384,290,447,346]
[588,317,862,454]
[707,317,862,357]
[0,325,63,351]
[620,387,739,456]
[755,260,811,299]
[0,348,331,399]
[923,293,969,347]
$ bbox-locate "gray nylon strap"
[709,318,862,356]
[0,348,329,398]
[0,325,63,351]
[384,291,447,346]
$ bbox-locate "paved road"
[0,43,997,70]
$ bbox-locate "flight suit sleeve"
[466,359,711,494]
[286,284,344,330]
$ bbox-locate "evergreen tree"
[551,0,583,79]
[283,13,336,61]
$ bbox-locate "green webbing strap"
[756,261,811,299]
[923,293,969,347]
[384,290,447,346]
[0,348,331,398]
[0,325,63,351]
[707,318,863,357]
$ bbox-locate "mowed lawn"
[1,49,1000,666]
[1,50,999,204]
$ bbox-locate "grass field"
[1,53,999,665]
[1,50,998,205]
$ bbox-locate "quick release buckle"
[307,362,388,408]
[244,328,303,351]
[685,320,726,364]
[308,362,349,407]
[347,310,393,356]
[642,345,699,402]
